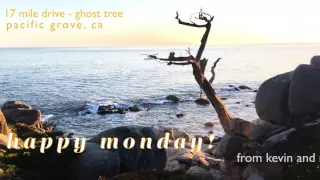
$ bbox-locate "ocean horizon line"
[1,42,320,50]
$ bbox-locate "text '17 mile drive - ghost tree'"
[145,9,236,134]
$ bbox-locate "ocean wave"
[42,114,54,121]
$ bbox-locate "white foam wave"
[42,114,54,121]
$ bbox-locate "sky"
[0,0,320,47]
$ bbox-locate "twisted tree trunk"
[145,10,235,134]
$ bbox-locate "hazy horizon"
[1,42,320,49]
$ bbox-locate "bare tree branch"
[209,58,222,84]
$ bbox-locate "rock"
[216,135,248,160]
[111,171,197,180]
[0,110,10,135]
[0,134,10,147]
[195,98,210,105]
[1,101,32,110]
[42,121,56,133]
[70,143,120,180]
[229,118,253,138]
[186,166,211,180]
[212,137,222,143]
[203,145,216,154]
[0,134,23,149]
[218,160,228,173]
[204,122,214,128]
[89,126,167,173]
[255,71,292,125]
[167,148,192,164]
[128,105,140,112]
[12,123,45,139]
[232,87,240,91]
[249,121,286,141]
[205,157,220,167]
[229,163,245,180]
[176,113,184,118]
[160,127,190,141]
[201,136,211,144]
[97,105,127,114]
[252,90,258,93]
[243,163,283,180]
[247,173,264,180]
[239,85,252,90]
[2,109,42,128]
[221,97,228,100]
[310,55,320,67]
[262,128,296,149]
[259,119,320,156]
[209,169,224,180]
[166,147,188,159]
[289,64,320,118]
[166,95,180,103]
[165,160,188,172]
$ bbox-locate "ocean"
[0,44,319,138]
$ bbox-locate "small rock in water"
[234,87,240,91]
[239,85,252,90]
[236,102,241,104]
[221,97,228,100]
[166,95,180,103]
[195,98,210,105]
[204,122,214,127]
[176,113,184,118]
[97,105,126,115]
[129,105,140,112]
[253,90,258,93]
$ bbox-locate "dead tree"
[145,9,234,133]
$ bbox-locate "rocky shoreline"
[1,56,320,180]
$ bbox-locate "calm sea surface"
[0,44,319,137]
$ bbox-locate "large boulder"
[249,120,287,141]
[230,118,253,138]
[1,101,32,110]
[261,119,320,156]
[70,143,120,180]
[289,64,320,118]
[311,56,320,68]
[89,126,167,173]
[216,135,248,160]
[0,110,10,135]
[2,109,42,128]
[255,72,292,125]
